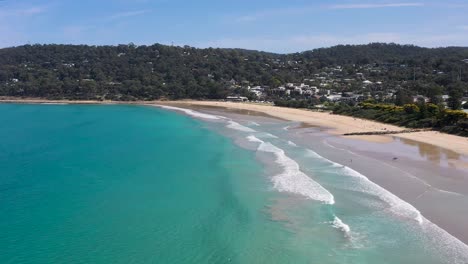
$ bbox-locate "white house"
[226,96,248,102]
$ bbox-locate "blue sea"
[0,103,467,264]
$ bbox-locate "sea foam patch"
[303,149,468,261]
[305,149,423,224]
[158,105,222,120]
[227,121,257,132]
[247,135,335,204]
[332,216,351,235]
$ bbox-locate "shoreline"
[4,98,468,250]
[175,104,468,247]
[158,100,468,157]
[2,98,468,157]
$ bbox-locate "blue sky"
[1,0,467,53]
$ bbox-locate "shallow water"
[1,103,467,264]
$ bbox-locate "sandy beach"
[158,100,468,156]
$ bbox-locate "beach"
[158,100,468,156]
[154,101,468,247]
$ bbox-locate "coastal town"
[224,61,468,110]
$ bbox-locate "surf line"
[155,104,262,134]
[247,135,356,238]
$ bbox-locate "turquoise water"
[0,104,283,263]
[1,104,468,264]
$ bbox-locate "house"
[412,95,430,103]
[310,86,320,94]
[461,97,468,106]
[250,86,264,97]
[356,73,365,80]
[226,96,248,102]
[303,90,313,95]
[326,94,342,101]
[293,87,303,95]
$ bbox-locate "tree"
[395,89,413,106]
[447,82,464,110]
[426,84,443,104]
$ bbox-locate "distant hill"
[0,43,467,100]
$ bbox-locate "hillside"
[0,43,467,100]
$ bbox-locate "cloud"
[0,5,47,18]
[235,7,308,23]
[108,9,151,20]
[329,3,424,9]
[458,25,468,30]
[234,2,425,23]
[21,6,47,15]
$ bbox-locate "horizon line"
[1,42,468,54]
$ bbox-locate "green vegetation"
[1,42,467,136]
[333,102,468,136]
[1,43,468,101]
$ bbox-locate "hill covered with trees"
[0,43,467,101]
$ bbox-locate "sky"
[0,0,468,53]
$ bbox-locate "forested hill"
[0,43,467,100]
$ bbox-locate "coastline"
[2,98,468,156]
[3,98,468,253]
[167,103,468,247]
[159,100,468,157]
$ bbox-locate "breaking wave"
[226,121,257,132]
[247,135,335,204]
[158,105,221,120]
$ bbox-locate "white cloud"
[234,2,425,23]
[108,10,151,20]
[235,7,308,23]
[0,5,48,47]
[0,5,47,18]
[21,7,47,15]
[329,3,424,9]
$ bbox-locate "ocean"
[0,103,467,264]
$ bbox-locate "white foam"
[288,141,298,147]
[158,105,221,120]
[249,121,260,126]
[226,121,256,132]
[256,132,278,139]
[247,135,335,204]
[283,126,290,131]
[246,135,263,143]
[306,149,424,224]
[332,216,351,235]
[305,148,468,259]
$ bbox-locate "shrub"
[403,104,420,114]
